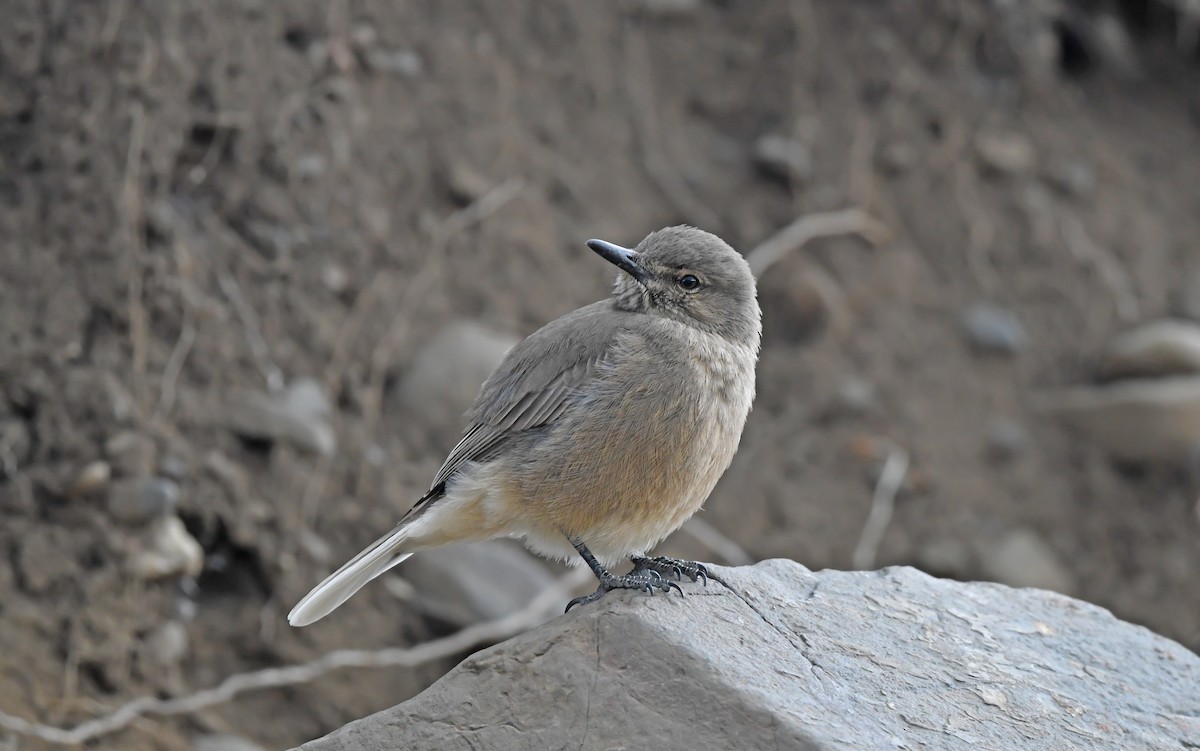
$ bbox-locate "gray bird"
[289,225,761,625]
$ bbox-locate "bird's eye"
[677,274,701,292]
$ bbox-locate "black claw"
[631,556,710,586]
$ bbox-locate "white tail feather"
[288,524,415,627]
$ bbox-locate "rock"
[67,460,111,498]
[984,419,1027,462]
[960,304,1028,355]
[913,537,973,579]
[129,515,204,581]
[443,160,492,205]
[225,378,336,456]
[320,263,350,295]
[295,561,1200,751]
[979,528,1075,594]
[752,134,813,183]
[390,541,558,627]
[104,431,157,477]
[364,48,422,76]
[193,734,266,751]
[1099,319,1200,380]
[107,477,180,525]
[1043,157,1097,198]
[833,376,875,415]
[1038,376,1200,463]
[144,620,189,667]
[391,321,518,435]
[974,129,1036,176]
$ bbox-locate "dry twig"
[745,208,890,277]
[0,568,591,746]
[1059,213,1140,324]
[851,446,910,571]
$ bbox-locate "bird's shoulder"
[427,301,639,489]
[466,300,637,425]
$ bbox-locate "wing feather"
[428,301,627,489]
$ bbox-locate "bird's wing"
[429,300,628,490]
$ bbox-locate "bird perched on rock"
[289,226,761,625]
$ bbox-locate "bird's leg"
[565,537,682,612]
[630,555,709,585]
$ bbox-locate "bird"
[288,225,761,626]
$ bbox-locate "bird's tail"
[287,520,416,627]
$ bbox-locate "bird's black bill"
[588,239,650,285]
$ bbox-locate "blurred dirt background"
[2,0,1199,749]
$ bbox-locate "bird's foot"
[630,555,709,585]
[565,568,682,612]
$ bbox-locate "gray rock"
[391,321,518,434]
[1038,376,1200,463]
[105,431,157,477]
[961,304,1028,355]
[752,134,814,183]
[1043,157,1097,198]
[974,129,1036,176]
[67,460,111,498]
[979,528,1076,594]
[833,376,875,415]
[364,49,423,76]
[913,536,973,579]
[225,378,336,456]
[1100,319,1200,380]
[391,541,558,627]
[107,477,180,525]
[984,419,1027,461]
[295,561,1200,751]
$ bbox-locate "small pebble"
[365,48,422,76]
[961,304,1028,355]
[128,515,204,580]
[974,129,1036,176]
[68,460,111,498]
[1044,158,1096,198]
[753,134,814,183]
[835,377,875,415]
[321,263,350,294]
[107,477,180,525]
[444,160,492,205]
[292,153,327,179]
[104,431,157,477]
[979,528,1075,594]
[392,321,518,436]
[984,419,1027,462]
[225,378,336,456]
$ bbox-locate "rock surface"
[295,560,1200,751]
